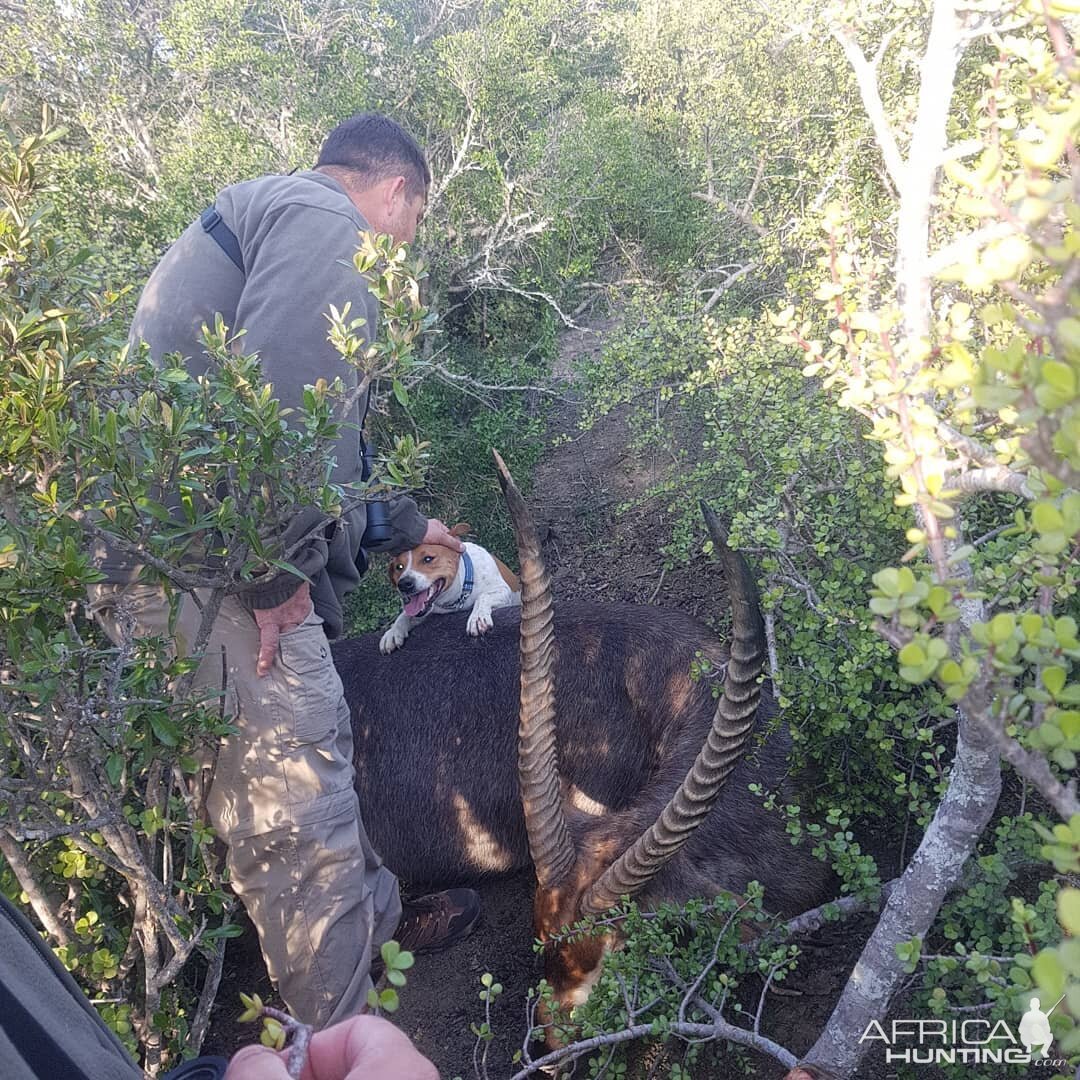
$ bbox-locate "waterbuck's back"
[332,601,823,911]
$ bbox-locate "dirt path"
[201,312,891,1079]
[526,316,719,621]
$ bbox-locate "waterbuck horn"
[579,502,765,915]
[493,450,576,888]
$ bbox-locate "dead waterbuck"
[331,457,834,1027]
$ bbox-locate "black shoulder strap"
[200,206,244,274]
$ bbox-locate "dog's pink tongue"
[404,588,432,617]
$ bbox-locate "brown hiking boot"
[392,888,481,956]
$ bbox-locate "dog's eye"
[422,555,435,563]
[395,563,404,572]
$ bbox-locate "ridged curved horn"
[493,449,576,888]
[580,502,765,915]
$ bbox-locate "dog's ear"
[450,522,471,538]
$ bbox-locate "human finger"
[223,1043,291,1079]
[304,1015,438,1080]
[423,518,464,552]
[255,620,280,677]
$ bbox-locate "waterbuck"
[331,457,834,1019]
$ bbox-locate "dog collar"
[440,550,474,611]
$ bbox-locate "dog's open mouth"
[404,579,445,618]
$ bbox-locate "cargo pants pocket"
[276,611,343,743]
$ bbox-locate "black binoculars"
[359,442,392,547]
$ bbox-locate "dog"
[379,524,521,654]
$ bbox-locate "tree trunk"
[0,830,75,949]
[798,707,1001,1075]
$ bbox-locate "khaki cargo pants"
[86,582,402,1026]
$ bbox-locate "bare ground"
[201,312,932,1079]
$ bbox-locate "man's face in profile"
[391,191,427,245]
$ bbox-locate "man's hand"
[422,518,465,552]
[224,1014,438,1080]
[254,581,313,677]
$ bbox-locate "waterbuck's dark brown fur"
[333,601,831,915]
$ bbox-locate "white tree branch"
[950,466,1035,500]
[829,26,906,193]
[511,1017,798,1078]
[896,0,966,344]
[702,263,760,313]
[936,420,1000,468]
[429,104,477,209]
[992,728,1080,819]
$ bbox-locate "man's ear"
[385,174,407,212]
[450,522,471,538]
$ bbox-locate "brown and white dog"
[379,524,521,654]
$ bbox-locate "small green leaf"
[1053,747,1077,770]
[105,753,124,786]
[1032,949,1066,999]
[1058,711,1080,738]
[1063,890,1080,936]
[203,923,245,940]
[899,642,926,667]
[926,587,950,616]
[1044,667,1067,697]
[900,665,929,684]
[939,661,963,683]
[1033,502,1065,534]
[1042,360,1076,397]
[1040,723,1064,748]
[149,713,179,746]
[873,568,901,597]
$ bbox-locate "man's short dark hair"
[317,113,430,201]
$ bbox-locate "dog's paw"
[467,609,493,636]
[380,626,408,654]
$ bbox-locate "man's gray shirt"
[102,169,427,638]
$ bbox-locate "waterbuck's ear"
[450,522,471,538]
